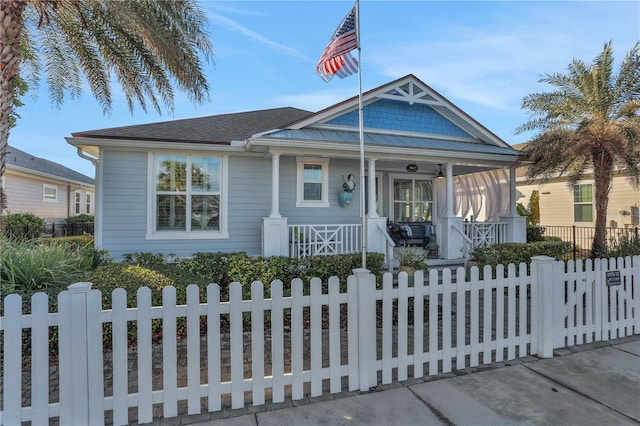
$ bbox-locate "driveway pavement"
[151,336,640,426]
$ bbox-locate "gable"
[324,99,472,138]
[285,74,510,149]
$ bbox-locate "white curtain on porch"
[435,168,510,221]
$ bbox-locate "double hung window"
[296,158,329,207]
[74,191,81,214]
[392,178,433,222]
[574,184,593,222]
[149,154,226,238]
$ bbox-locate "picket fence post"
[58,282,105,426]
[531,256,556,358]
[353,268,377,390]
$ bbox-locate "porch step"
[388,258,466,274]
[426,258,466,272]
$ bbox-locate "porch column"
[367,158,378,218]
[509,165,517,216]
[262,152,289,256]
[500,165,526,243]
[270,153,281,218]
[436,162,464,260]
[366,157,387,260]
[445,163,454,217]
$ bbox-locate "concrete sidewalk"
[172,335,640,426]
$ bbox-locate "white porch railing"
[289,224,361,258]
[464,222,508,249]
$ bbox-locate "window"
[43,184,58,202]
[296,158,329,207]
[392,178,433,222]
[74,191,81,214]
[148,154,228,239]
[85,193,91,214]
[574,184,593,222]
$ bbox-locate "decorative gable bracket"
[376,81,442,107]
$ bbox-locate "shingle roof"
[72,107,313,144]
[6,145,94,185]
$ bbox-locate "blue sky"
[10,1,640,178]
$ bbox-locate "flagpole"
[356,0,366,269]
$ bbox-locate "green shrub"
[88,262,211,345]
[3,212,45,241]
[606,233,640,258]
[471,240,572,271]
[123,251,175,269]
[39,235,110,268]
[175,251,385,299]
[0,239,92,307]
[527,225,546,243]
[65,214,94,224]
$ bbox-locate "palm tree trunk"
[591,147,613,258]
[0,0,26,222]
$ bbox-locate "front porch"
[244,76,528,267]
[262,162,526,268]
[263,218,523,270]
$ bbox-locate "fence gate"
[553,257,640,349]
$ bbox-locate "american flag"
[316,7,359,82]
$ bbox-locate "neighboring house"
[67,74,525,261]
[514,143,640,230]
[2,145,95,224]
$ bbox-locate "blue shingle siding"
[326,99,471,138]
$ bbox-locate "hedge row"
[87,251,384,346]
[90,251,385,306]
[470,239,572,270]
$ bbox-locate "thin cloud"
[275,89,359,112]
[207,11,309,61]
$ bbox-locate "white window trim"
[85,193,92,214]
[146,153,229,240]
[296,157,329,208]
[388,173,436,222]
[74,190,82,215]
[43,184,58,203]
[573,183,594,223]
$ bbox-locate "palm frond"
[22,0,214,115]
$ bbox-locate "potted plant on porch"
[397,246,429,275]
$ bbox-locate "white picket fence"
[1,256,638,425]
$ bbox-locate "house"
[2,145,95,224]
[67,74,525,262]
[514,143,640,230]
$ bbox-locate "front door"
[390,176,434,222]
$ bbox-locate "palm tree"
[0,0,214,216]
[517,41,640,258]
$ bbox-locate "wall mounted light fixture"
[406,163,418,173]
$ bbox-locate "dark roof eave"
[70,134,232,145]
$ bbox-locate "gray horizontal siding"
[100,151,270,259]
[280,157,361,225]
[100,151,370,260]
[100,150,148,257]
[6,173,70,223]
